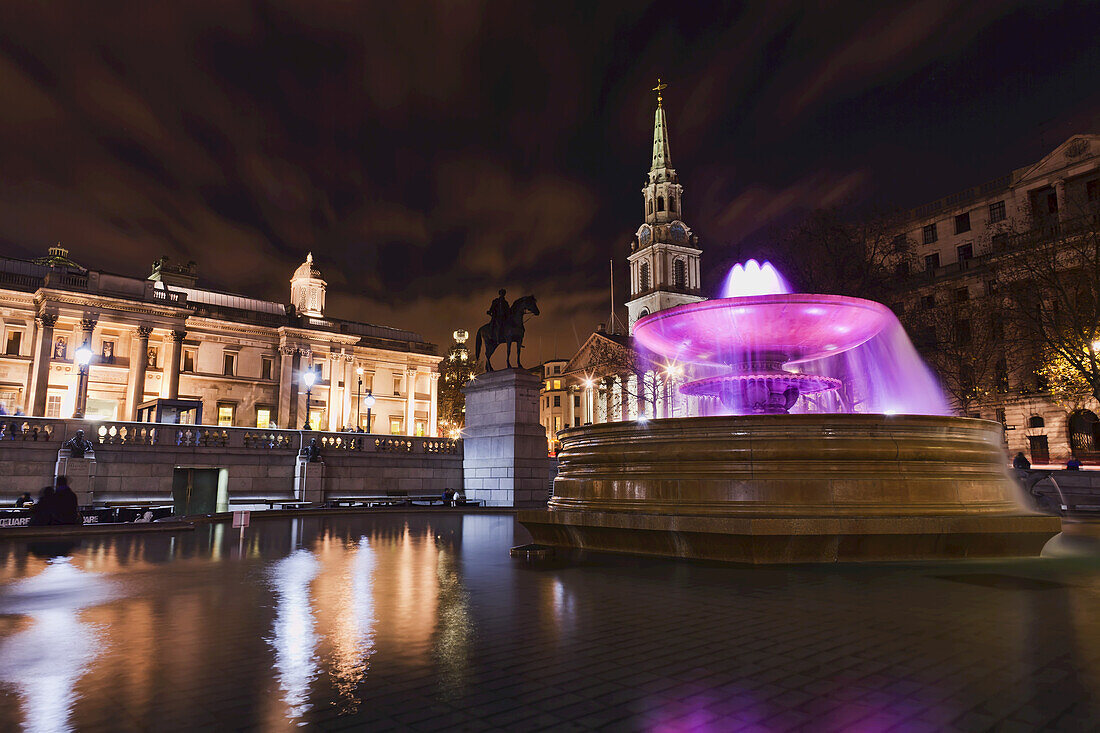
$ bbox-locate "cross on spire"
[652,78,668,108]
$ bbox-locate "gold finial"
[652,78,668,108]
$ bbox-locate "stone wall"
[0,417,462,506]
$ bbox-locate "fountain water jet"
[519,259,1059,563]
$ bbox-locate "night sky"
[0,1,1098,363]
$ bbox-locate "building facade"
[625,82,704,333]
[0,247,441,436]
[538,358,578,454]
[891,134,1100,464]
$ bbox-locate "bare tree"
[996,200,1100,402]
[584,336,663,419]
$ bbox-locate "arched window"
[1028,415,1045,429]
[669,195,677,213]
[673,259,687,289]
[1068,409,1099,453]
[647,199,653,215]
[640,261,650,291]
[657,196,665,212]
[639,308,650,319]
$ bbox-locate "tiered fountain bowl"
[633,293,891,413]
[518,261,1060,563]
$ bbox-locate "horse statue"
[475,294,539,371]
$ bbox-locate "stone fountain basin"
[632,293,892,366]
[518,414,1061,563]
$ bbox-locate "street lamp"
[73,344,93,419]
[356,366,363,429]
[302,369,316,430]
[363,390,376,433]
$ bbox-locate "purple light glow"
[633,261,950,416]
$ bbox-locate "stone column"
[327,354,340,430]
[161,330,185,399]
[428,372,440,437]
[405,368,417,435]
[342,355,354,430]
[28,313,58,416]
[1055,179,1069,223]
[294,349,310,428]
[277,346,296,427]
[584,383,594,424]
[126,325,153,420]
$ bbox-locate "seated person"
[63,429,94,458]
[28,486,56,526]
[1012,452,1031,470]
[15,492,33,508]
[454,489,467,504]
[52,476,82,526]
[1066,457,1082,470]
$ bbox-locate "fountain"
[518,260,1060,563]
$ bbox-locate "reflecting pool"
[0,514,1098,730]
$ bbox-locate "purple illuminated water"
[633,259,950,416]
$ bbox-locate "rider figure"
[487,289,510,342]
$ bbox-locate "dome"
[292,252,323,281]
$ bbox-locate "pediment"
[1015,135,1099,184]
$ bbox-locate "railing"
[0,416,461,456]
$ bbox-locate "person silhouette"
[487,289,509,342]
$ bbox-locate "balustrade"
[0,416,461,456]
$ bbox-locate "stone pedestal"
[294,457,325,504]
[462,369,549,507]
[55,448,97,506]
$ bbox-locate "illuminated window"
[390,416,404,435]
[415,420,427,437]
[553,379,561,390]
[217,403,235,426]
[46,394,62,418]
[309,408,324,429]
[256,407,272,428]
[554,416,562,431]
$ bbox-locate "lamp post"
[356,366,363,429]
[363,390,376,433]
[302,369,316,430]
[73,344,93,419]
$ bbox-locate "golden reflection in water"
[433,545,471,699]
[0,559,112,733]
[265,549,321,724]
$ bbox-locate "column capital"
[280,345,298,356]
[429,372,440,382]
[36,313,58,328]
[344,354,354,362]
[170,330,187,343]
[136,325,154,339]
[80,317,98,332]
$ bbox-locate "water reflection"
[433,543,471,698]
[265,549,320,722]
[0,556,113,733]
[326,536,376,712]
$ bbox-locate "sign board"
[232,510,250,528]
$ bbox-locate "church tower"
[625,79,703,334]
[290,252,327,318]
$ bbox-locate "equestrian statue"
[475,289,540,371]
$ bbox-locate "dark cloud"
[0,1,1097,362]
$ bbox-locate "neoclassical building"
[0,246,441,435]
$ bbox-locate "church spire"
[650,78,674,182]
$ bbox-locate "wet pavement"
[0,512,1098,731]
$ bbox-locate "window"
[393,376,402,396]
[922,223,937,244]
[0,389,18,413]
[414,420,427,437]
[673,259,686,289]
[1028,415,1045,429]
[100,339,115,363]
[217,403,235,426]
[182,349,195,373]
[574,417,580,427]
[996,408,1007,427]
[956,243,973,262]
[4,330,21,356]
[261,356,274,380]
[574,395,581,408]
[389,416,404,435]
[553,379,561,390]
[955,287,969,302]
[669,195,676,213]
[222,352,236,376]
[554,416,562,431]
[924,253,940,271]
[920,294,935,309]
[657,196,664,212]
[309,408,324,429]
[46,394,62,418]
[545,380,551,391]
[954,212,971,234]
[553,395,561,407]
[988,200,1006,223]
[640,261,651,291]
[256,407,272,428]
[545,396,550,408]
[647,199,653,215]
[553,365,561,374]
